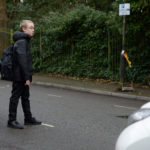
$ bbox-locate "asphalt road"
[0,80,146,150]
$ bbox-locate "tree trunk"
[0,0,8,29]
[0,0,8,57]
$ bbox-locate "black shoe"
[7,121,24,129]
[24,117,42,125]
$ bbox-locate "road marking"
[42,123,55,128]
[0,86,5,89]
[114,105,137,110]
[6,85,10,88]
[48,94,62,98]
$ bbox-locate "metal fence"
[0,29,122,80]
[1,28,149,83]
[107,30,122,80]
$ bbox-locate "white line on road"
[42,123,55,128]
[0,85,11,88]
[0,86,5,89]
[48,94,62,98]
[6,85,11,88]
[114,105,137,110]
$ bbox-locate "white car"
[115,102,150,150]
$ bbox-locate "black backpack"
[1,45,14,81]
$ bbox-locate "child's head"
[20,20,34,36]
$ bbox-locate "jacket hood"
[13,31,31,42]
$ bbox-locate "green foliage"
[6,0,150,84]
[125,0,150,83]
[31,5,112,79]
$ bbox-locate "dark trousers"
[8,81,32,121]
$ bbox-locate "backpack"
[1,45,14,81]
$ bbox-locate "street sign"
[119,3,130,16]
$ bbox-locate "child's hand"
[25,80,30,86]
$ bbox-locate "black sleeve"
[15,39,30,81]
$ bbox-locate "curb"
[32,81,150,101]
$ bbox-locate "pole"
[122,15,126,50]
[40,28,42,66]
[120,0,126,87]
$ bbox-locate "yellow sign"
[124,52,132,68]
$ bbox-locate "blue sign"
[119,3,130,16]
[121,4,125,8]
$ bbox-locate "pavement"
[32,74,150,101]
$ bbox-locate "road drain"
[116,115,128,119]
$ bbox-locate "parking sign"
[119,3,130,16]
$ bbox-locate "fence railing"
[0,29,149,83]
[30,29,122,80]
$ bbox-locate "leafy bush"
[6,1,150,84]
[31,5,112,79]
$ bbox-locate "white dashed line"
[42,123,55,128]
[6,85,11,88]
[0,85,11,88]
[114,105,137,110]
[48,94,62,98]
[0,87,5,89]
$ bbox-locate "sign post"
[119,2,132,91]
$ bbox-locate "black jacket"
[13,31,33,82]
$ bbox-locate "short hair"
[20,20,34,31]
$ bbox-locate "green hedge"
[7,2,150,84]
[31,6,113,79]
[30,4,150,83]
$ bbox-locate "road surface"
[0,80,146,150]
